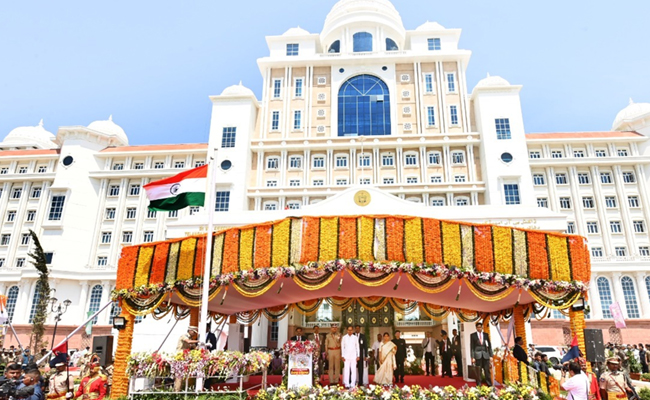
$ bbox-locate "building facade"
[1,0,649,351]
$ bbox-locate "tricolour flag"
[144,164,208,211]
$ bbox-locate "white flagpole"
[197,148,217,390]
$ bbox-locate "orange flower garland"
[514,304,527,349]
[527,231,549,280]
[569,309,587,366]
[386,217,405,262]
[111,310,135,398]
[422,218,442,264]
[569,236,590,282]
[254,225,272,269]
[150,242,169,284]
[222,230,240,274]
[338,217,357,259]
[116,246,138,290]
[473,225,494,272]
[300,217,320,263]
[193,236,207,276]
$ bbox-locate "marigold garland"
[111,310,135,398]
[178,237,197,280]
[386,217,405,262]
[493,226,513,275]
[238,228,255,271]
[357,217,374,261]
[442,221,461,266]
[514,304,527,349]
[404,217,424,263]
[423,218,442,264]
[338,217,358,259]
[319,217,338,261]
[474,225,494,272]
[272,219,291,267]
[150,242,169,284]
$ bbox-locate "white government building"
[1,0,649,352]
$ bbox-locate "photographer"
[561,361,590,400]
[15,370,43,400]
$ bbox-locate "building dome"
[321,0,405,45]
[612,99,650,131]
[220,82,256,98]
[3,119,57,149]
[415,21,446,31]
[87,115,128,146]
[283,26,310,36]
[475,74,511,88]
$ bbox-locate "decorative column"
[190,307,199,328]
[100,281,112,325]
[589,277,603,320]
[634,272,650,317]
[78,281,90,320]
[569,308,588,370]
[513,305,527,349]
[111,311,135,398]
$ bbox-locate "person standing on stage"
[438,330,453,378]
[205,323,217,351]
[392,330,407,383]
[372,334,382,370]
[470,322,493,386]
[310,326,324,379]
[325,325,341,386]
[175,326,199,391]
[290,327,308,341]
[341,326,360,389]
[354,325,368,386]
[452,328,463,377]
[422,331,436,376]
[512,336,529,365]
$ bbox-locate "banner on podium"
[287,352,313,388]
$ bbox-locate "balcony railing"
[304,321,338,328]
[591,255,648,263]
[395,320,435,327]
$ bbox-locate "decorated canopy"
[113,214,591,321]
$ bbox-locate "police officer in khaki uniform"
[48,362,75,400]
[599,357,632,400]
[325,324,341,385]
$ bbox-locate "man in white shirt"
[422,331,436,376]
[371,334,382,370]
[341,326,360,388]
[561,361,590,400]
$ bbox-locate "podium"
[283,340,317,389]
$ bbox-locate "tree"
[28,229,51,353]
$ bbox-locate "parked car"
[536,345,563,365]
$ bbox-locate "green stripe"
[148,192,205,211]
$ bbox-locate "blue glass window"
[29,284,43,323]
[215,191,230,212]
[88,284,103,324]
[338,75,391,136]
[328,40,340,53]
[449,105,459,125]
[273,79,282,99]
[271,111,280,131]
[424,74,434,93]
[293,110,302,130]
[495,118,511,140]
[621,276,640,318]
[385,38,398,51]
[597,277,613,318]
[295,78,303,98]
[428,38,441,51]
[503,184,520,205]
[427,106,436,126]
[221,127,236,148]
[353,32,373,52]
[446,73,456,93]
[286,43,299,56]
[6,286,19,323]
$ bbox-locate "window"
[353,32,373,52]
[26,210,35,222]
[426,106,436,126]
[582,197,594,208]
[454,175,467,183]
[287,201,301,210]
[194,161,205,167]
[126,208,136,219]
[266,180,278,188]
[451,151,465,164]
[383,177,395,184]
[1,235,10,245]
[174,161,185,169]
[586,221,599,233]
[215,191,230,212]
[404,153,418,166]
[48,196,65,221]
[619,276,639,318]
[286,43,299,56]
[15,258,25,268]
[358,154,371,168]
[591,247,603,258]
[6,286,19,322]
[87,285,103,324]
[289,179,300,187]
[559,197,572,209]
[573,150,585,158]
[335,155,348,168]
[147,209,157,219]
[604,196,618,208]
[335,178,348,186]
[270,321,279,342]
[551,150,563,158]
[271,111,280,131]
[595,149,607,157]
[266,157,279,170]
[143,231,154,242]
[272,80,282,99]
[112,163,123,170]
[427,152,441,165]
[610,221,622,233]
[11,188,22,199]
[628,196,640,208]
[555,173,567,185]
[430,175,442,183]
[169,210,178,218]
[385,38,398,51]
[640,246,650,257]
[122,231,133,243]
[537,198,548,208]
[129,184,141,196]
[133,162,144,170]
[529,151,541,159]
[0,168,7,175]
[597,277,613,318]
[97,256,107,266]
[359,178,371,185]
[21,233,30,245]
[30,187,41,198]
[312,156,325,169]
[338,75,391,136]
[154,161,165,169]
[109,185,120,196]
[264,202,277,211]
[533,174,546,185]
[567,222,576,234]
[455,197,469,206]
[449,105,459,125]
[6,211,15,222]
[221,127,236,148]
[431,197,445,206]
[294,78,303,98]
[623,172,636,183]
[424,74,434,94]
[495,118,511,140]
[600,172,612,184]
[105,208,116,220]
[577,173,590,184]
[189,206,200,215]
[504,184,520,205]
[288,156,302,169]
[617,149,629,157]
[381,154,394,167]
[446,73,456,93]
[615,247,626,257]
[312,179,324,186]
[293,110,302,130]
[36,165,47,173]
[28,285,43,323]
[634,220,645,233]
[427,38,441,50]
[101,232,112,244]
[406,177,418,184]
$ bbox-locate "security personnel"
[599,357,631,400]
[48,362,75,400]
[325,324,341,386]
[75,362,107,400]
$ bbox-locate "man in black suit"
[290,327,308,341]
[512,336,529,365]
[470,322,493,386]
[392,330,407,383]
[205,323,218,350]
[452,328,463,377]
[438,330,453,377]
[354,325,368,385]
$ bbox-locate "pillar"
[513,305,527,349]
[78,281,90,320]
[634,272,650,317]
[569,309,587,359]
[99,280,112,325]
[112,311,135,398]
[190,307,199,328]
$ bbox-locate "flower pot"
[630,372,641,380]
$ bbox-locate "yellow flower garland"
[111,310,135,399]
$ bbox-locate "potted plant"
[628,351,642,380]
[640,373,650,382]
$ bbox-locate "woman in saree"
[374,332,397,385]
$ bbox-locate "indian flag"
[144,164,208,211]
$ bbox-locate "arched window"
[621,276,640,318]
[29,284,43,323]
[109,300,121,325]
[316,303,332,321]
[88,285,103,324]
[597,277,613,318]
[6,286,19,323]
[385,38,399,51]
[405,307,420,321]
[645,276,650,299]
[353,32,373,52]
[328,40,340,54]
[338,75,391,136]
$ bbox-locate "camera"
[0,377,18,399]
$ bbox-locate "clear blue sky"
[1,0,648,145]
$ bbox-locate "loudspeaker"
[92,336,114,367]
[584,329,605,363]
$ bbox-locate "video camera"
[0,376,36,399]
